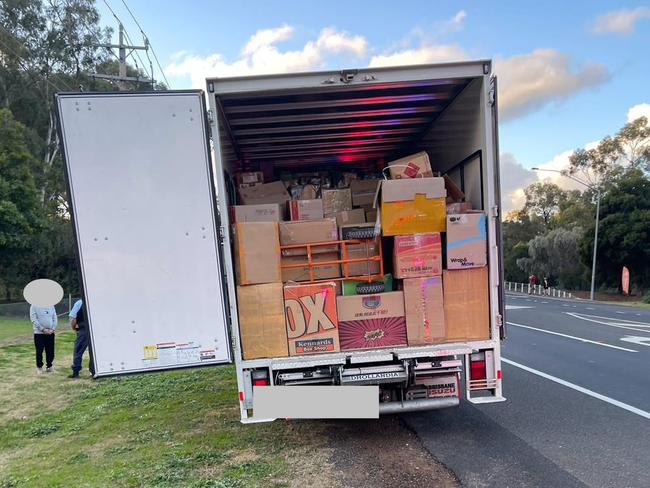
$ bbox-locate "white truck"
[56,60,506,422]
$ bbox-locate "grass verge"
[0,317,331,488]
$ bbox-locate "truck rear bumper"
[378,396,459,414]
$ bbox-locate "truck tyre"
[356,281,385,294]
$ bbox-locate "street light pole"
[531,167,600,301]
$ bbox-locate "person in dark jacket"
[68,300,94,378]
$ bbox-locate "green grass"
[0,317,328,488]
[0,317,32,345]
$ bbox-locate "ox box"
[336,292,407,351]
[446,213,487,269]
[284,282,340,356]
[393,233,442,278]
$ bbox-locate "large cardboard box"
[403,277,445,345]
[230,204,282,223]
[322,188,352,216]
[284,282,339,355]
[239,181,291,206]
[443,267,490,342]
[387,151,433,179]
[281,253,341,282]
[233,222,281,285]
[341,239,381,277]
[336,292,407,351]
[279,219,338,256]
[237,283,288,359]
[393,233,442,278]
[365,208,377,222]
[446,213,487,269]
[335,208,366,227]
[289,199,324,221]
[380,177,446,236]
[236,171,264,188]
[350,179,381,207]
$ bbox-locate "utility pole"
[89,21,153,89]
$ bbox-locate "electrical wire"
[119,0,170,87]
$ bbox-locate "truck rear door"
[56,91,232,376]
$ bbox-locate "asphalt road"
[403,294,650,488]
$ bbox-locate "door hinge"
[207,109,214,124]
[491,205,499,218]
[488,89,496,107]
[496,314,503,327]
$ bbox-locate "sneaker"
[68,372,80,379]
[46,366,54,373]
[36,367,44,375]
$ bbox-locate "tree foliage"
[523,182,567,227]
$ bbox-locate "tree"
[523,182,567,227]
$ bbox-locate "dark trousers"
[72,327,94,375]
[34,333,55,368]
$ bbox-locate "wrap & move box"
[279,219,338,256]
[322,188,352,216]
[387,151,433,179]
[443,267,490,342]
[281,253,341,282]
[336,291,407,351]
[289,199,324,221]
[239,181,290,206]
[237,283,288,359]
[446,213,487,269]
[284,282,339,355]
[335,208,366,226]
[393,233,442,279]
[235,171,263,188]
[350,179,381,207]
[233,222,281,285]
[230,204,282,223]
[403,277,445,345]
[380,177,446,236]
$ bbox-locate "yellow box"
[382,195,446,235]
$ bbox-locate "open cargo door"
[489,76,506,340]
[56,91,232,376]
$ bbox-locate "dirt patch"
[322,416,459,488]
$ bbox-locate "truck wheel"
[356,282,385,294]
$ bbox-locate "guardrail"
[505,282,573,299]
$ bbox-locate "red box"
[393,233,442,278]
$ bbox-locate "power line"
[119,0,169,87]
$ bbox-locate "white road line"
[616,311,626,314]
[502,358,650,420]
[566,313,650,334]
[506,305,533,310]
[507,322,638,353]
[586,307,595,310]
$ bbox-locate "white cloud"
[495,49,609,121]
[368,44,468,67]
[627,103,650,122]
[446,10,467,32]
[500,153,537,212]
[591,7,650,35]
[166,26,368,87]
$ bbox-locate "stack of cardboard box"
[230,151,490,361]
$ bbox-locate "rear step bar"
[379,396,459,414]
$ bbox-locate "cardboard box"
[335,208,366,227]
[393,233,442,279]
[443,267,490,342]
[447,213,487,269]
[236,171,263,188]
[387,151,433,179]
[233,222,281,285]
[230,204,282,223]
[281,253,341,282]
[341,239,381,277]
[446,202,473,214]
[300,184,318,200]
[365,208,377,222]
[239,181,290,206]
[336,292,407,351]
[350,179,381,207]
[403,277,445,345]
[339,223,379,240]
[279,219,338,256]
[289,199,324,221]
[322,188,352,216]
[444,175,465,203]
[380,177,446,236]
[237,283,288,359]
[284,282,339,355]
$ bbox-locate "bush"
[643,291,650,304]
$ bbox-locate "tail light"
[470,352,487,381]
[252,369,270,386]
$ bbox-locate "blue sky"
[97,1,650,209]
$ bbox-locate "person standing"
[69,299,94,378]
[529,274,537,294]
[30,304,57,374]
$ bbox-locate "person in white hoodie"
[30,304,57,374]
